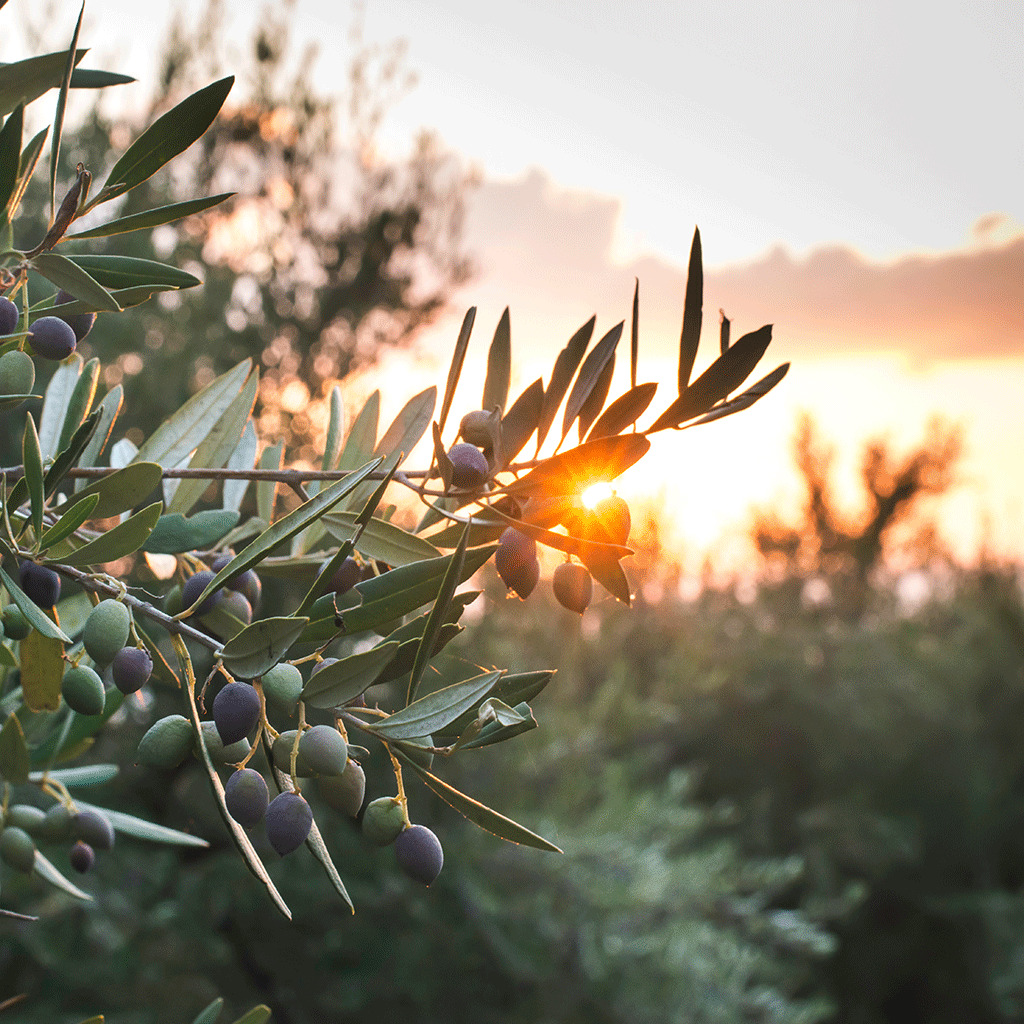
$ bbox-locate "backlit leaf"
[256,440,282,523]
[576,352,615,442]
[22,413,43,538]
[66,193,235,239]
[55,356,99,454]
[499,378,544,467]
[0,49,87,119]
[31,252,121,311]
[55,461,162,519]
[679,226,703,392]
[481,306,511,414]
[586,382,658,441]
[684,361,790,428]
[223,419,257,512]
[0,104,23,214]
[321,512,441,567]
[373,386,436,466]
[504,434,650,498]
[38,354,82,460]
[438,306,475,435]
[64,254,201,291]
[562,321,622,441]
[219,616,309,679]
[60,501,162,566]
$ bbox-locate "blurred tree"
[751,412,963,616]
[8,0,473,464]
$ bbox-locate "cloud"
[459,169,1024,364]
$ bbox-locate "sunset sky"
[12,1,1024,568]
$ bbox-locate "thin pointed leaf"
[63,254,200,291]
[678,226,703,392]
[97,76,234,200]
[5,127,47,220]
[438,306,475,435]
[223,419,257,511]
[321,513,441,567]
[322,386,345,473]
[580,550,632,605]
[685,362,790,428]
[432,421,453,492]
[536,316,595,451]
[230,1009,272,1024]
[23,414,43,538]
[219,616,309,679]
[482,307,511,414]
[133,359,251,468]
[184,460,382,614]
[499,378,544,468]
[337,391,379,472]
[630,278,639,389]
[38,354,82,459]
[405,523,470,705]
[33,849,91,901]
[169,368,258,515]
[142,509,239,554]
[562,321,622,441]
[74,800,209,847]
[720,309,731,354]
[61,501,162,566]
[66,193,235,239]
[648,324,773,432]
[31,252,121,311]
[300,641,401,708]
[68,68,135,89]
[0,104,23,214]
[373,386,436,465]
[576,351,615,442]
[75,384,120,486]
[586,382,658,441]
[190,998,224,1024]
[435,670,554,739]
[0,566,71,642]
[403,758,561,852]
[504,434,650,498]
[49,3,84,217]
[257,441,282,523]
[39,493,98,551]
[44,407,100,499]
[28,763,118,788]
[0,712,29,782]
[55,461,163,519]
[56,356,99,455]
[0,50,87,119]
[369,669,500,741]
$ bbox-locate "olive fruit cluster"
[77,599,153,698]
[0,803,113,878]
[179,558,263,633]
[361,798,443,885]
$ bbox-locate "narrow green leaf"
[219,616,309,679]
[0,49,87,119]
[230,1006,272,1024]
[373,386,437,465]
[437,306,475,435]
[683,361,790,428]
[403,759,562,852]
[321,512,441,567]
[33,849,92,901]
[536,316,595,452]
[54,461,162,519]
[370,670,500,741]
[499,378,544,468]
[0,712,29,782]
[504,434,650,498]
[630,278,639,390]
[373,623,464,687]
[29,763,118,787]
[133,359,251,469]
[98,76,234,199]
[5,127,47,221]
[68,67,135,89]
[0,104,23,214]
[679,226,703,392]
[223,419,257,512]
[75,384,123,485]
[66,192,234,239]
[0,566,71,642]
[432,421,454,492]
[46,408,102,502]
[720,309,731,354]
[586,382,658,441]
[406,523,470,705]
[49,3,84,218]
[301,641,401,708]
[169,367,258,515]
[74,800,210,847]
[576,352,615,442]
[184,461,381,614]
[63,254,201,291]
[562,321,622,441]
[648,324,774,432]
[337,545,496,637]
[19,627,64,711]
[336,390,379,472]
[455,701,538,751]
[256,441,282,524]
[39,493,98,551]
[56,356,99,454]
[322,385,345,474]
[31,252,121,311]
[60,500,162,566]
[436,670,553,739]
[481,307,511,414]
[38,354,82,460]
[580,549,631,605]
[23,414,43,538]
[190,997,224,1024]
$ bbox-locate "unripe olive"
[447,442,489,489]
[318,760,365,817]
[0,295,18,335]
[0,349,35,396]
[224,768,270,827]
[111,646,152,694]
[271,729,301,773]
[82,599,130,665]
[69,840,95,873]
[0,826,36,873]
[260,662,303,710]
[5,805,46,836]
[213,682,261,745]
[73,809,114,851]
[298,724,348,777]
[27,315,77,360]
[264,792,313,855]
[494,528,539,599]
[394,824,444,885]
[19,561,60,608]
[198,720,250,765]
[61,665,106,716]
[137,714,194,768]
[458,408,498,449]
[39,803,74,842]
[1,605,30,640]
[552,561,593,614]
[325,556,361,596]
[163,583,184,616]
[182,570,218,616]
[53,289,97,342]
[361,796,407,847]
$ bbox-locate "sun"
[581,482,614,510]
